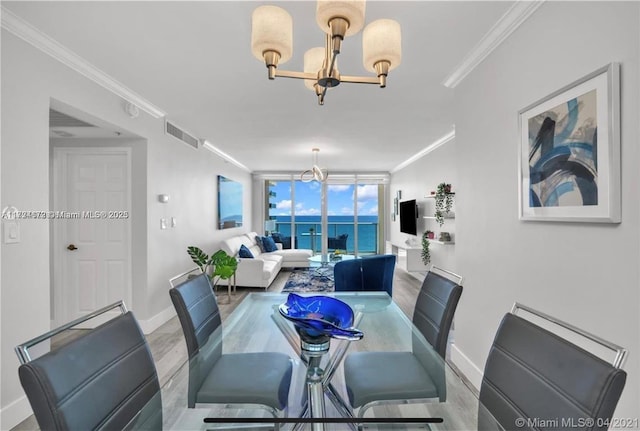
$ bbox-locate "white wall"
[0,31,252,428]
[453,1,639,418]
[389,140,457,272]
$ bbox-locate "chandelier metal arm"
[327,34,338,78]
[340,75,382,85]
[272,70,317,80]
[271,71,382,86]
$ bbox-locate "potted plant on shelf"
[434,182,454,226]
[426,230,435,240]
[421,231,431,266]
[187,246,238,290]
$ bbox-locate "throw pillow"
[262,236,278,253]
[255,236,265,253]
[238,244,254,258]
[271,232,283,243]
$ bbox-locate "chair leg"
[270,407,284,431]
[357,404,373,431]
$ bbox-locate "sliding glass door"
[354,183,383,255]
[327,184,356,254]
[326,182,383,255]
[294,181,322,253]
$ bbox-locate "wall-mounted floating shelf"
[429,240,455,245]
[424,192,455,199]
[423,213,455,220]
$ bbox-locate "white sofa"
[220,232,312,289]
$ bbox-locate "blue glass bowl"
[279,293,364,341]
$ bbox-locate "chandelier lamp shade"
[251,0,402,105]
[301,148,328,183]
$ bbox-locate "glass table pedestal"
[272,308,363,431]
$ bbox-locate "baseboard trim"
[138,305,176,335]
[1,394,32,431]
[450,344,484,391]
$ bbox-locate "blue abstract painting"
[528,90,598,207]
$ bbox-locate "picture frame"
[217,175,244,229]
[518,63,620,223]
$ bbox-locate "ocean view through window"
[266,179,383,255]
[271,215,379,253]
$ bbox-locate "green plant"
[434,182,454,226]
[421,231,431,266]
[187,246,238,288]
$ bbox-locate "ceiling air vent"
[165,120,200,149]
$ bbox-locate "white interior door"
[53,148,132,327]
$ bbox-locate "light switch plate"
[160,218,168,230]
[171,217,177,227]
[3,220,20,243]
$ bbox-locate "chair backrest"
[412,269,463,358]
[333,255,396,296]
[169,267,203,289]
[328,234,348,250]
[333,259,362,292]
[169,273,223,407]
[17,312,161,431]
[479,312,627,431]
[169,273,222,358]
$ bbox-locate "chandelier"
[300,148,328,182]
[251,0,402,105]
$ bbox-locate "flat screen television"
[399,199,418,236]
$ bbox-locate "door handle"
[67,244,78,251]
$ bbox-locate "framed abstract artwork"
[217,175,243,229]
[518,63,620,223]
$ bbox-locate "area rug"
[282,268,334,292]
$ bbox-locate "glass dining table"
[150,292,502,431]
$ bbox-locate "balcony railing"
[273,221,378,255]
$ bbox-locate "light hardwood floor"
[11,266,472,431]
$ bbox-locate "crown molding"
[1,6,166,118]
[203,141,251,173]
[442,0,545,89]
[390,130,455,174]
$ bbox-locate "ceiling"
[4,1,513,172]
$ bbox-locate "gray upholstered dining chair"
[478,303,627,431]
[343,266,463,424]
[16,301,162,431]
[169,273,293,426]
